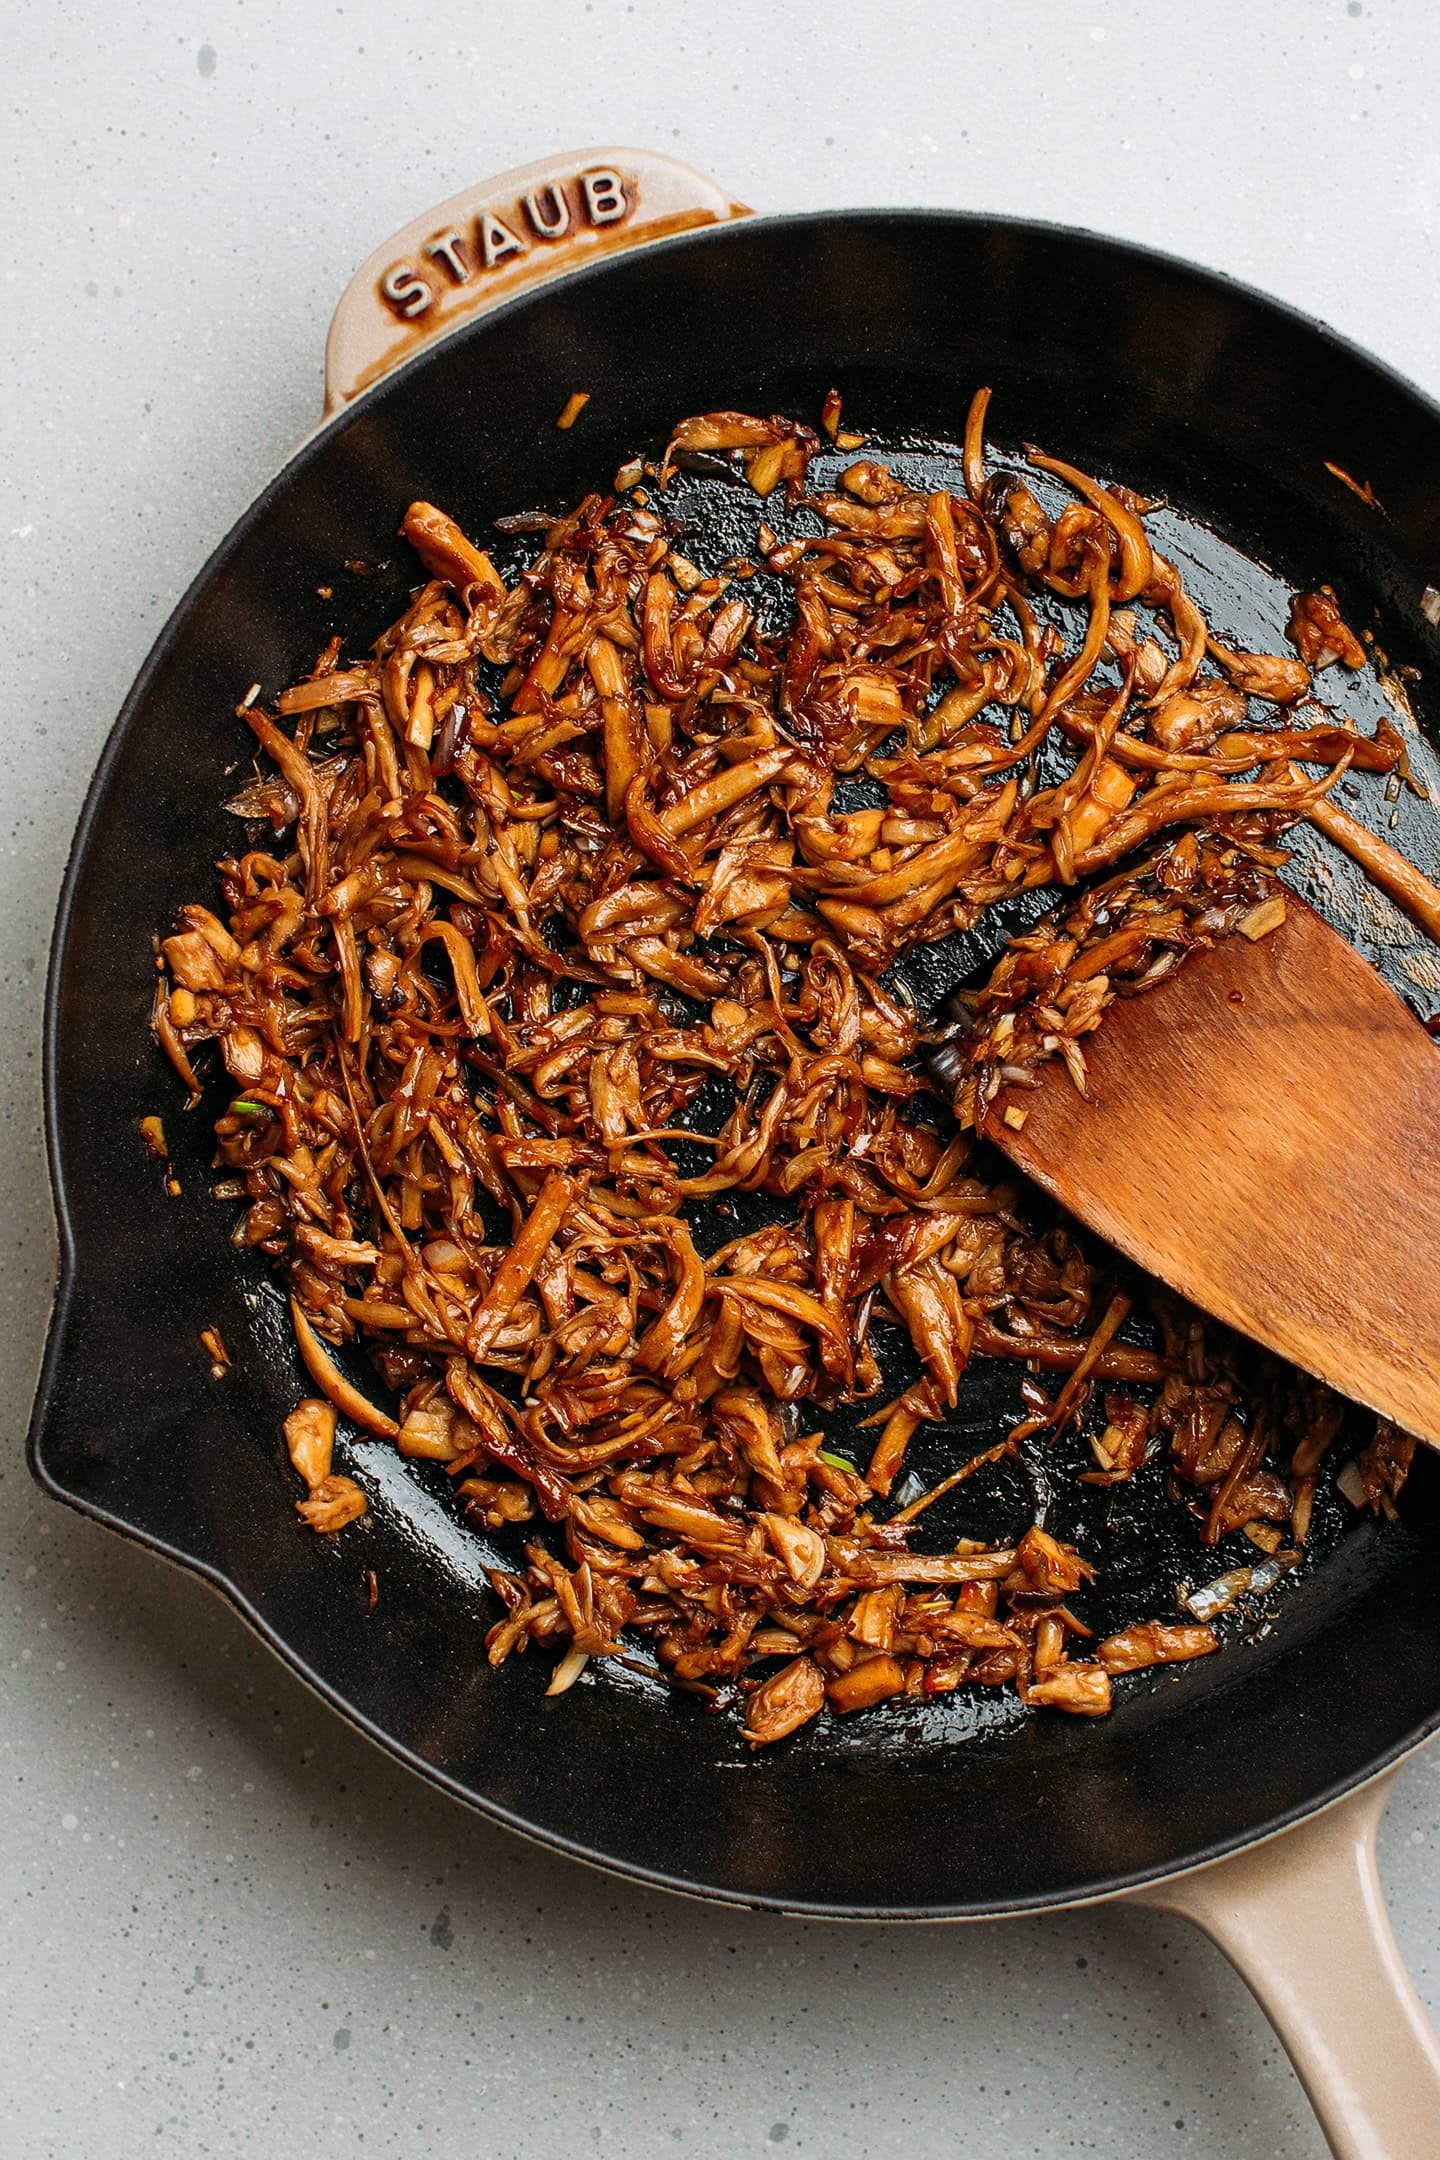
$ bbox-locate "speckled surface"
[4,3,1439,2154]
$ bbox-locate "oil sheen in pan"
[260,424,1440,1754]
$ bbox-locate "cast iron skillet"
[27,150,1440,2156]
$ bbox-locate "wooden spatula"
[945,895,1440,1448]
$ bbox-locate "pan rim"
[30,201,1440,1917]
[28,1417,1439,1920]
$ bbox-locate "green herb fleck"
[818,1449,854,1472]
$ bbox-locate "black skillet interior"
[30,211,1440,1917]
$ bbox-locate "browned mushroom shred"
[156,393,1416,1745]
[934,832,1290,1132]
[1288,585,1367,672]
[1343,1418,1418,1522]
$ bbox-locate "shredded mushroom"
[156,391,1420,1743]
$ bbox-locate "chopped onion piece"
[1185,1553,1293,1620]
[545,1649,590,1696]
[1338,1459,1369,1508]
[1184,1567,1254,1621]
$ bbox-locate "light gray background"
[4,2,1438,2154]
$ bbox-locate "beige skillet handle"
[323,148,751,415]
[1131,1771,1440,2160]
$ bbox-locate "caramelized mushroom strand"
[156,393,1415,1744]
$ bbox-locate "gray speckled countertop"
[4,3,1438,2154]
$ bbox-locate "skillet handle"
[323,148,751,415]
[1130,1771,1440,2160]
